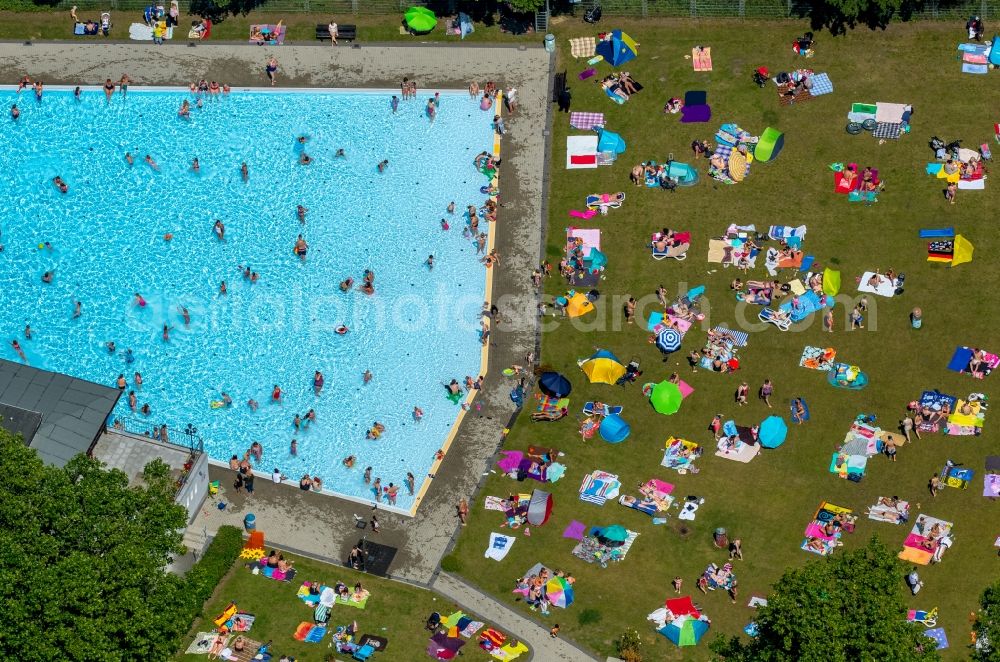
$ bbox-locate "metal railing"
[110,416,205,455]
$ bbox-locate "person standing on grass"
[729,538,743,560]
[736,382,749,406]
[929,473,941,497]
[759,379,773,408]
[624,297,636,324]
[672,577,683,594]
[823,307,834,332]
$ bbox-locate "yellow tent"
[580,351,626,384]
[951,234,974,267]
[565,292,595,318]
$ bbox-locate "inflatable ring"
[641,382,655,397]
[480,185,493,194]
[861,118,877,131]
[502,368,516,377]
[845,122,863,135]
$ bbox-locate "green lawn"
[176,552,518,661]
[449,18,1000,661]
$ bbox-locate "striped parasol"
[655,327,682,353]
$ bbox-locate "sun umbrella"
[587,248,607,270]
[538,371,572,398]
[759,415,788,448]
[649,380,683,415]
[404,6,437,33]
[655,327,682,353]
[545,576,575,608]
[580,349,626,384]
[594,524,628,547]
[658,615,709,646]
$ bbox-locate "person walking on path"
[736,382,749,406]
[759,379,773,408]
[929,473,941,497]
[265,57,278,86]
[549,624,560,639]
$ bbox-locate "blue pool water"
[0,87,495,508]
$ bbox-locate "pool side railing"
[110,415,205,456]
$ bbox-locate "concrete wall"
[176,449,209,524]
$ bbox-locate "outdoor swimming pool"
[0,87,495,509]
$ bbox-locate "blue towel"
[646,311,664,331]
[919,227,954,238]
[958,42,989,54]
[962,63,989,74]
[799,255,815,272]
[925,163,944,175]
[947,347,974,372]
[790,398,810,422]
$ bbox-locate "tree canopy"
[973,579,1000,661]
[804,0,924,34]
[0,428,193,661]
[711,537,939,662]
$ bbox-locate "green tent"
[822,268,841,296]
[650,380,683,415]
[404,6,437,34]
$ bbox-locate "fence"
[37,0,1000,19]
[112,416,205,455]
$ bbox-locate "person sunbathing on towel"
[601,78,629,101]
[709,153,726,171]
[841,166,857,188]
[653,237,670,253]
[742,289,770,305]
[867,273,884,288]
[208,633,227,659]
[619,72,638,94]
[621,494,658,515]
[804,537,827,553]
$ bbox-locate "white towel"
[874,102,907,124]
[857,271,896,297]
[485,532,516,561]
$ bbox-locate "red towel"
[570,154,597,165]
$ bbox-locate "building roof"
[0,359,122,467]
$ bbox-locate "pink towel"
[964,53,988,64]
[678,380,694,398]
[804,522,834,541]
[569,209,597,219]
[646,478,674,494]
[497,450,524,473]
[904,533,935,550]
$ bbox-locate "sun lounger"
[759,308,791,331]
[651,240,689,260]
[583,402,623,416]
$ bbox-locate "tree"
[711,537,939,662]
[0,428,192,661]
[973,579,1000,660]
[506,0,546,12]
[803,0,924,34]
[189,0,266,24]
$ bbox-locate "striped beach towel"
[569,36,596,59]
[712,325,748,347]
[570,111,605,130]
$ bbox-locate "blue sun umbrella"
[539,371,572,398]
[655,327,682,353]
[759,415,788,448]
[599,413,630,443]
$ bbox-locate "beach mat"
[778,84,814,106]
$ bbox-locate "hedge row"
[177,525,244,646]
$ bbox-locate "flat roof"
[0,359,122,467]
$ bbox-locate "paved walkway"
[432,572,600,661]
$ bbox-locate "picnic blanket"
[858,271,897,297]
[715,437,759,463]
[710,142,753,183]
[946,397,987,435]
[810,73,833,96]
[942,463,974,489]
[252,561,296,582]
[867,498,910,524]
[569,37,596,58]
[250,24,285,45]
[779,290,828,323]
[899,516,953,565]
[579,470,620,505]
[571,529,639,566]
[485,532,516,561]
[873,122,903,140]
[801,502,854,555]
[948,347,999,378]
[778,83,813,106]
[914,390,957,433]
[800,346,836,371]
[296,583,369,609]
[186,632,226,655]
[661,437,700,472]
[569,111,605,130]
[875,102,907,124]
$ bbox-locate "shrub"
[617,627,642,662]
[183,525,244,613]
[578,608,602,626]
[440,554,463,573]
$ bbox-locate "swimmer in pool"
[248,399,258,411]
[140,403,151,416]
[53,177,69,193]
[339,277,353,292]
[144,155,159,171]
[11,340,26,362]
[192,157,200,173]
[272,384,282,402]
[106,341,116,353]
[219,281,227,296]
[134,372,143,388]
[125,151,134,166]
[10,104,19,120]
[41,271,54,284]
[426,255,434,270]
[73,300,81,318]
[335,325,348,334]
[363,369,372,384]
[377,159,389,173]
[299,152,313,165]
[221,392,233,407]
[162,324,172,342]
[116,374,127,389]
[413,406,423,422]
[128,390,137,410]
[426,98,436,121]
[447,201,456,214]
[74,86,81,101]
[241,162,248,181]
[24,324,31,340]
[250,271,259,283]
[124,348,134,364]
[343,455,356,468]
[294,235,308,260]
[180,306,190,327]
[313,370,324,395]
[390,95,399,114]
[440,219,449,231]
[297,136,307,145]
[134,293,147,308]
[179,100,190,118]
[335,149,345,158]
[297,205,307,223]
[213,220,225,241]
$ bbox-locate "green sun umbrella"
[405,6,437,34]
[649,380,683,415]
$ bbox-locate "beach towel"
[984,474,1000,497]
[294,622,326,643]
[661,437,699,472]
[810,72,833,96]
[569,36,596,58]
[963,62,989,74]
[566,135,598,170]
[563,520,586,540]
[711,326,748,347]
[715,439,759,463]
[778,83,813,106]
[963,52,988,64]
[692,47,712,71]
[858,271,896,297]
[873,122,903,140]
[570,111,605,130]
[958,178,986,190]
[485,533,516,561]
[186,632,226,655]
[800,346,836,371]
[867,498,909,524]
[925,628,949,650]
[875,102,907,124]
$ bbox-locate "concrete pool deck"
[0,40,580,655]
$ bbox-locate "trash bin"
[544,34,556,53]
[713,527,728,549]
[244,513,256,531]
